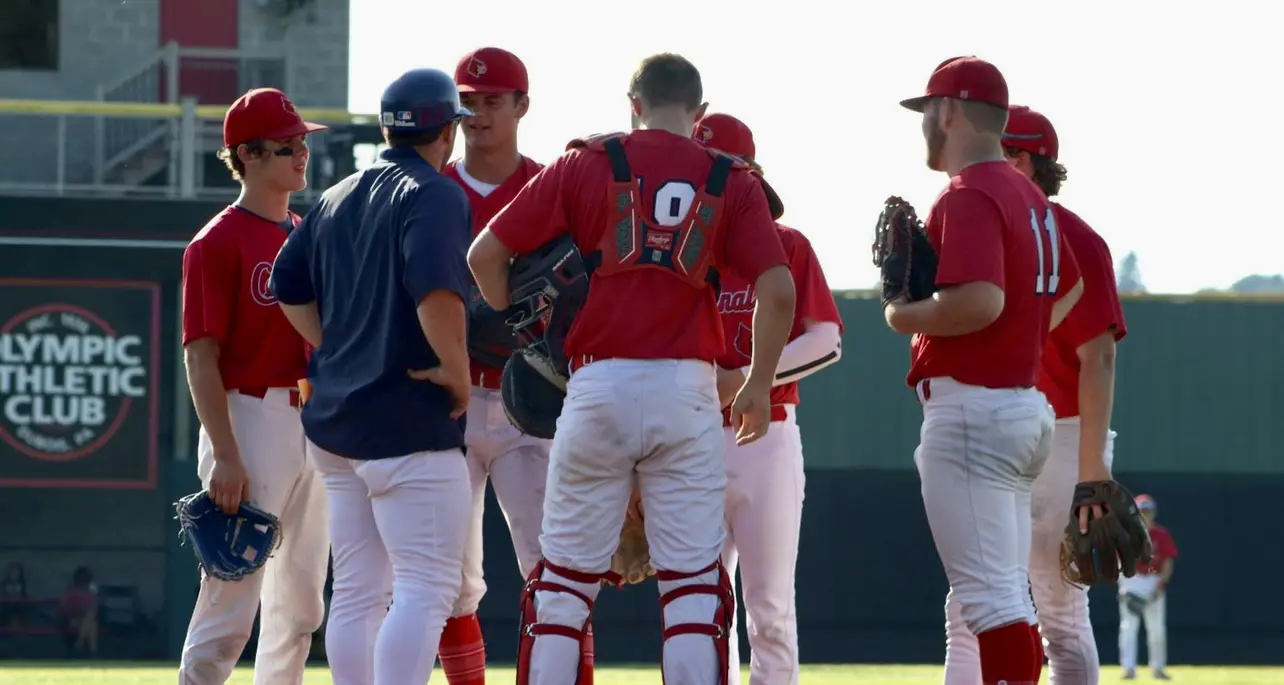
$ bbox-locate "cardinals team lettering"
[717,285,755,314]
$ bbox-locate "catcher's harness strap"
[582,136,726,291]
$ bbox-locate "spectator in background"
[1119,494,1179,680]
[0,562,29,628]
[59,566,99,657]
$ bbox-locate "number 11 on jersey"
[1029,207,1061,295]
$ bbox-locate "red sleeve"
[784,230,843,332]
[720,173,787,281]
[932,188,1005,288]
[1158,529,1178,559]
[486,154,573,254]
[1058,227,1125,349]
[181,235,236,346]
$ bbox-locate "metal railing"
[0,98,372,200]
[93,42,290,187]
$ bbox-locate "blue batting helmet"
[379,68,472,133]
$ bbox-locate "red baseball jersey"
[181,206,308,391]
[715,224,842,405]
[487,130,787,361]
[1137,523,1178,575]
[907,161,1081,389]
[444,155,544,377]
[1037,204,1127,418]
[443,156,544,236]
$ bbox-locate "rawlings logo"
[645,232,673,251]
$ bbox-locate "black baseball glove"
[1060,480,1154,586]
[871,196,938,306]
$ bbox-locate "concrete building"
[0,0,351,197]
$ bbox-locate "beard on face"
[924,109,947,172]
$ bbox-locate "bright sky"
[348,1,1279,294]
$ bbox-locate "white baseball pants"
[1118,574,1167,673]
[722,407,805,685]
[944,416,1116,685]
[455,385,550,617]
[179,389,330,685]
[309,444,471,685]
[529,358,728,685]
[916,378,1052,685]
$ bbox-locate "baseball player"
[1118,495,1178,680]
[178,87,330,685]
[694,112,843,685]
[269,68,474,685]
[959,103,1129,685]
[940,104,1129,685]
[468,53,797,685]
[887,57,1085,685]
[436,47,552,685]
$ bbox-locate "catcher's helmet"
[467,284,519,370]
[500,348,566,439]
[507,234,591,377]
[379,68,473,133]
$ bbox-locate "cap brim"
[456,84,518,94]
[900,96,931,112]
[264,121,329,140]
[760,177,785,220]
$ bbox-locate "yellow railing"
[0,98,375,123]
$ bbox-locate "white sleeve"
[773,321,842,386]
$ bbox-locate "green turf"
[0,663,1282,684]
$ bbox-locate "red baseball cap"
[223,88,326,148]
[455,47,529,94]
[693,113,756,160]
[1004,105,1059,161]
[900,56,1009,113]
[1135,494,1157,511]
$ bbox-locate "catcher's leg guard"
[656,560,735,685]
[516,560,613,685]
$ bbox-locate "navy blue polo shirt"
[270,146,473,460]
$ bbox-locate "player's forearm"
[417,290,470,380]
[278,302,322,347]
[746,266,796,385]
[772,321,842,386]
[467,230,513,310]
[1159,559,1174,586]
[1076,340,1117,480]
[183,344,238,460]
[886,283,1003,337]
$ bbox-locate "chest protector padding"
[591,136,732,290]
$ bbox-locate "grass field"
[1,663,1282,684]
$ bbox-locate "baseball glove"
[1060,480,1154,586]
[609,517,655,586]
[871,196,938,306]
[1123,592,1149,618]
[175,491,283,582]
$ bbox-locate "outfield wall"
[0,196,1279,665]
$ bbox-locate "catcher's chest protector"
[585,135,730,290]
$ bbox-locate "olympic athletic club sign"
[0,279,160,489]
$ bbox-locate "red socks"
[439,614,486,685]
[579,620,596,684]
[977,622,1039,685]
